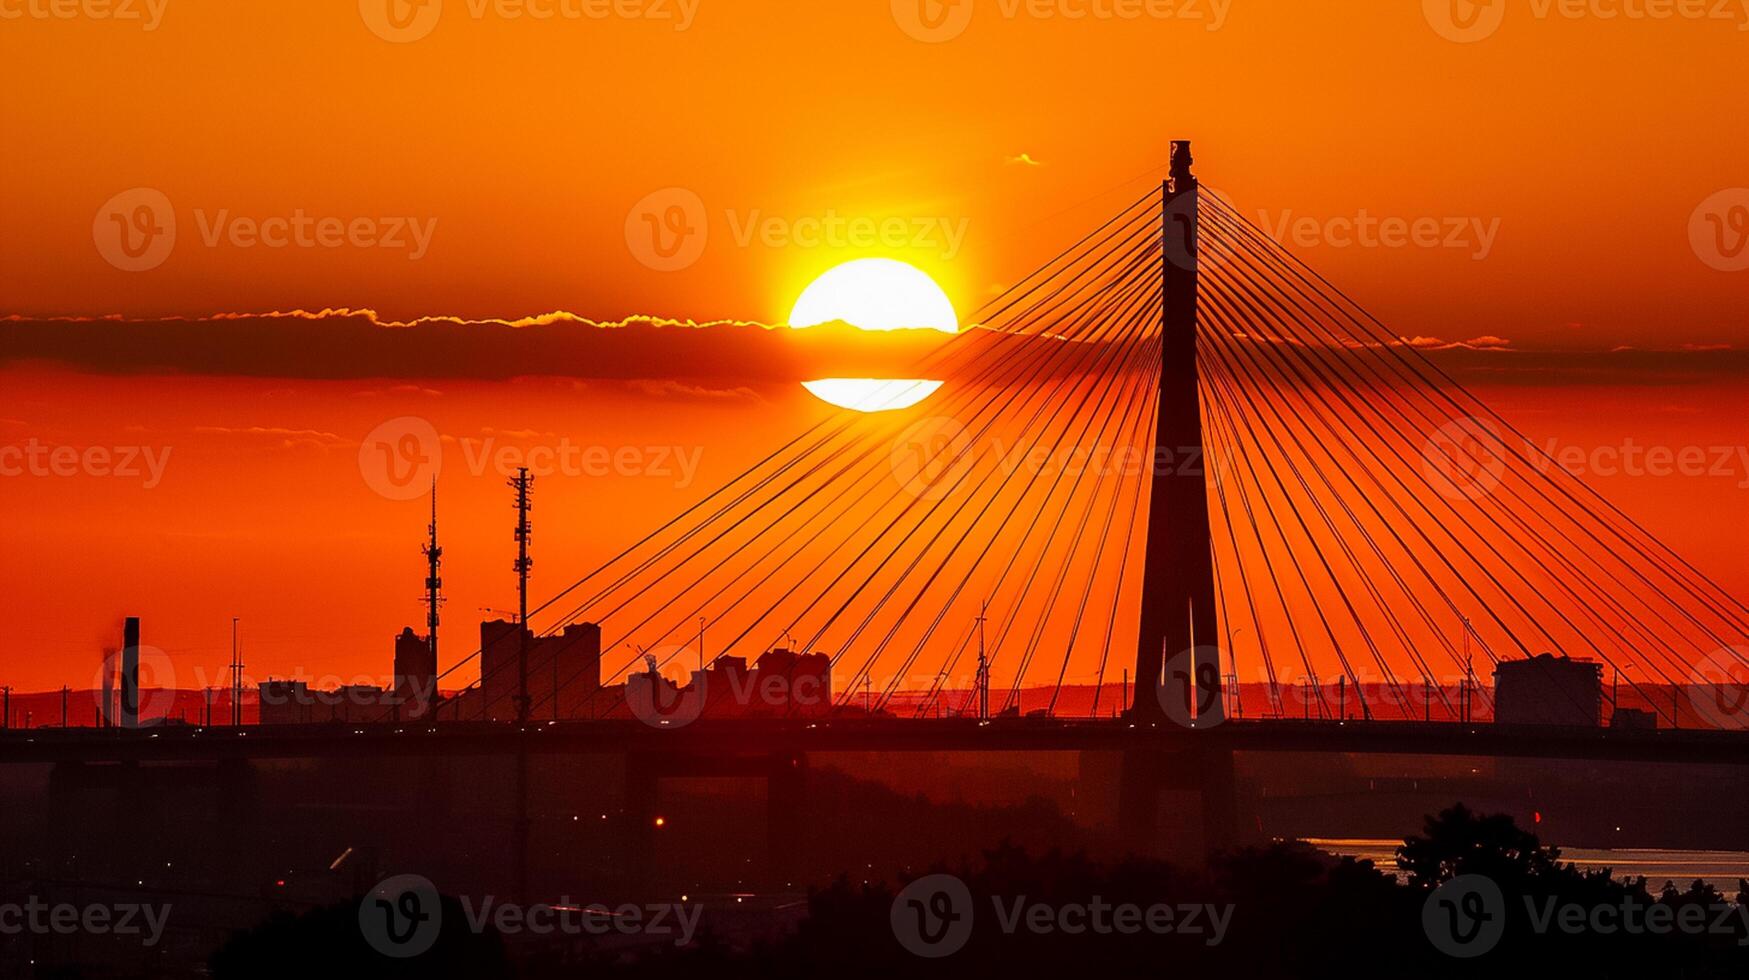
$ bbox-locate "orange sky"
[2,0,1748,695]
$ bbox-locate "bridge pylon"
[1131,140,1223,726]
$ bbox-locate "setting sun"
[790,259,955,412]
[788,258,959,334]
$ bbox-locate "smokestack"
[121,617,140,729]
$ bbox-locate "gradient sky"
[1,0,1747,695]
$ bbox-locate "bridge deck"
[2,718,1746,766]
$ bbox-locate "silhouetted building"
[1611,707,1657,731]
[623,647,833,720]
[258,680,313,726]
[393,627,437,719]
[1494,653,1602,727]
[472,620,603,721]
[258,680,390,725]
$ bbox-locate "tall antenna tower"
[423,479,444,676]
[510,469,534,724]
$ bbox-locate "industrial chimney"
[120,617,141,729]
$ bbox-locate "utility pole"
[698,617,706,674]
[424,479,444,720]
[975,601,990,722]
[204,687,214,727]
[1461,615,1474,724]
[1,686,9,729]
[61,686,69,727]
[230,618,244,726]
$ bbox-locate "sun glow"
[789,259,956,412]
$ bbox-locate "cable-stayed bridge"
[412,141,1749,734]
[8,142,1749,877]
